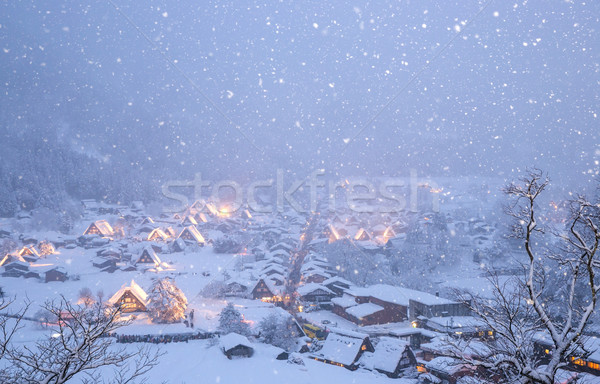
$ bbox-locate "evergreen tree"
[147,278,188,323]
[217,303,250,335]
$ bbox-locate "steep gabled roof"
[177,225,205,244]
[147,228,169,241]
[136,247,161,265]
[108,279,149,306]
[84,220,114,236]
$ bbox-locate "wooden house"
[302,270,332,284]
[180,215,198,227]
[323,276,353,296]
[371,337,417,378]
[2,260,30,278]
[425,356,476,384]
[220,333,254,359]
[147,228,169,241]
[140,217,155,226]
[297,283,335,303]
[136,247,161,266]
[354,228,372,242]
[108,280,149,313]
[323,224,342,243]
[251,278,281,302]
[83,220,114,237]
[45,267,68,283]
[409,297,469,320]
[311,329,374,370]
[177,226,205,245]
[194,212,209,224]
[18,245,40,262]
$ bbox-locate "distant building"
[45,267,68,283]
[83,220,114,237]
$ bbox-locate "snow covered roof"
[425,356,466,375]
[323,276,354,287]
[220,332,252,351]
[297,283,334,297]
[331,295,358,309]
[347,284,456,307]
[372,337,411,373]
[426,316,486,331]
[108,280,149,306]
[346,303,384,319]
[147,228,169,241]
[314,332,368,366]
[177,225,205,243]
[84,220,114,236]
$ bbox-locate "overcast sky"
[1,0,598,192]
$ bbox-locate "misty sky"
[1,0,598,190]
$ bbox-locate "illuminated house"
[135,247,161,266]
[108,280,149,313]
[354,228,372,242]
[311,329,374,370]
[180,215,198,227]
[372,337,417,378]
[241,209,252,220]
[177,226,206,245]
[323,224,342,243]
[194,212,209,224]
[297,283,335,303]
[140,217,155,226]
[147,228,169,241]
[83,220,114,237]
[18,245,40,262]
[251,278,281,302]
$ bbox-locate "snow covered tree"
[453,170,600,384]
[258,313,300,351]
[1,297,161,384]
[217,303,250,335]
[201,280,227,299]
[147,278,188,323]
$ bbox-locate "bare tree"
[453,170,600,383]
[0,296,28,361]
[2,297,161,384]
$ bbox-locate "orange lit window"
[361,345,367,351]
[416,365,427,373]
[545,349,551,355]
[587,362,600,370]
[488,331,494,336]
[572,357,586,366]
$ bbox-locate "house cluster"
[0,240,68,283]
[316,212,406,246]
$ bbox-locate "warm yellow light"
[298,305,303,312]
[411,321,418,328]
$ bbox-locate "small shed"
[220,332,254,359]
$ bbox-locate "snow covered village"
[1,1,599,384]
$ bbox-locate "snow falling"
[0,1,599,383]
